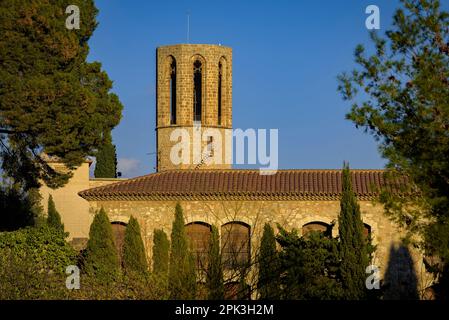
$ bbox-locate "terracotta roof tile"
[78,169,410,201]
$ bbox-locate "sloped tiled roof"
[78,169,410,201]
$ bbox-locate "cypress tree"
[207,225,224,300]
[47,195,64,232]
[123,216,148,277]
[258,223,280,299]
[338,163,370,299]
[168,203,197,299]
[152,229,170,275]
[94,131,117,178]
[84,207,120,281]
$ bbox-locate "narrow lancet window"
[170,59,177,125]
[218,62,222,126]
[193,60,202,123]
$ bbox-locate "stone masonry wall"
[156,44,233,171]
[89,199,432,295]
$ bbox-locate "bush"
[0,225,76,274]
[0,225,77,299]
[277,228,344,300]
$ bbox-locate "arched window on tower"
[185,222,211,270]
[193,60,202,123]
[218,62,222,125]
[170,58,177,125]
[221,222,251,269]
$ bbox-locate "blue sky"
[88,0,409,177]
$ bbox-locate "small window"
[207,136,214,157]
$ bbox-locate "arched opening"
[302,221,332,238]
[185,222,212,270]
[169,57,177,125]
[221,222,251,269]
[218,61,223,125]
[193,59,202,123]
[111,221,127,265]
[363,223,372,239]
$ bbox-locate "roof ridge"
[153,168,386,173]
[78,169,398,201]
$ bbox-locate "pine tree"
[0,0,123,189]
[338,0,449,298]
[94,131,117,178]
[47,195,64,232]
[84,207,120,281]
[123,216,148,277]
[338,163,370,299]
[153,229,170,275]
[207,225,224,300]
[258,223,280,299]
[168,203,197,299]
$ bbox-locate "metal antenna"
[187,10,190,43]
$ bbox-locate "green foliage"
[0,248,70,300]
[84,208,120,281]
[152,228,170,296]
[168,203,197,299]
[123,216,148,277]
[257,223,281,300]
[47,195,64,232]
[338,163,370,299]
[94,131,117,178]
[0,181,40,231]
[337,0,449,298]
[207,225,224,300]
[152,229,170,275]
[0,0,123,189]
[0,225,76,274]
[276,227,344,300]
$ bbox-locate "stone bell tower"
[156,44,233,171]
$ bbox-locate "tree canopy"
[338,163,370,299]
[168,203,197,299]
[0,0,122,189]
[47,195,64,232]
[257,223,280,300]
[338,0,449,298]
[84,208,120,281]
[94,131,117,178]
[123,216,148,277]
